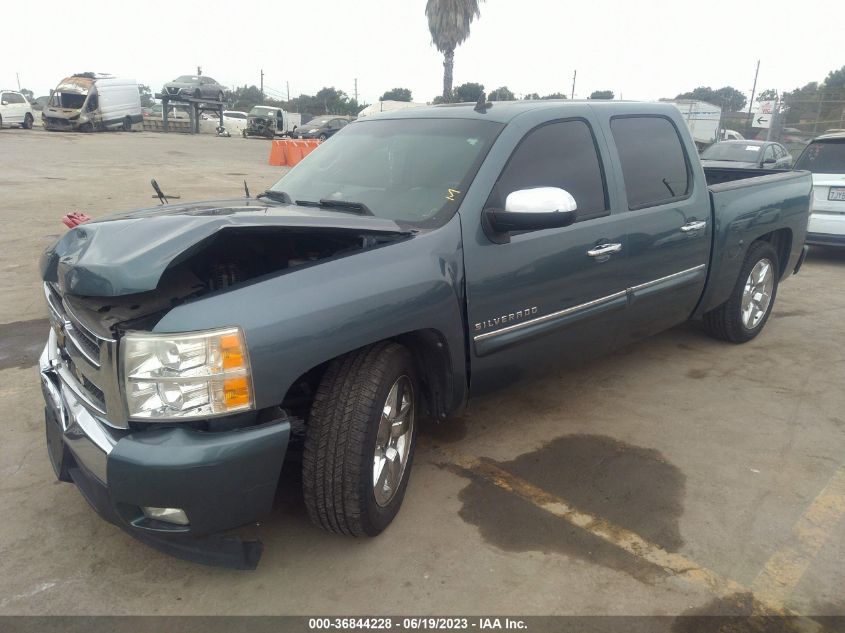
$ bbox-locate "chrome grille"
[44,283,128,429]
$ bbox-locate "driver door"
[463,117,631,393]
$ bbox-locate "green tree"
[541,92,567,100]
[523,93,540,100]
[757,89,778,102]
[380,87,412,102]
[675,86,746,111]
[589,90,614,100]
[20,88,34,101]
[452,82,485,102]
[426,0,484,100]
[138,84,153,107]
[488,86,515,101]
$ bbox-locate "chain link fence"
[720,90,845,158]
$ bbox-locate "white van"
[42,74,142,132]
[0,90,35,129]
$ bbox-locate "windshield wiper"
[295,199,374,216]
[256,190,292,203]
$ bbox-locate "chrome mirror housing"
[486,187,578,235]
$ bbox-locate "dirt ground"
[1,128,843,624]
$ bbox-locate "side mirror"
[0,101,7,106]
[763,157,776,165]
[486,187,578,233]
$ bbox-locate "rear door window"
[491,119,608,222]
[611,116,691,209]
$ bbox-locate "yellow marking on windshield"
[446,188,461,201]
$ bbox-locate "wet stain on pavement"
[671,593,824,633]
[0,318,50,370]
[455,434,685,583]
[687,368,708,379]
[775,310,809,318]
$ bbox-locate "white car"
[200,110,249,136]
[0,90,35,129]
[796,132,845,247]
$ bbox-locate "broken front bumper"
[39,337,290,569]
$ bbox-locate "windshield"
[305,118,332,128]
[175,75,200,83]
[701,143,763,162]
[249,107,276,116]
[48,92,87,109]
[269,118,503,227]
[794,140,845,174]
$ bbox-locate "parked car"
[143,103,191,120]
[200,110,249,136]
[162,75,225,102]
[795,132,845,247]
[42,74,142,132]
[38,101,811,568]
[700,140,793,169]
[721,129,744,141]
[294,115,352,140]
[243,106,301,138]
[0,90,34,129]
[31,96,50,112]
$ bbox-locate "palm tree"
[426,0,484,100]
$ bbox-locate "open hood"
[40,199,410,297]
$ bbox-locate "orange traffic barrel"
[268,140,287,166]
[284,140,304,166]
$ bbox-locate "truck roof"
[362,99,684,124]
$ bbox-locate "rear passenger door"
[605,115,711,342]
[463,116,632,393]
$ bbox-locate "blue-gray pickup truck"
[39,100,812,568]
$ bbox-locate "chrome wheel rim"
[373,375,414,507]
[741,258,774,329]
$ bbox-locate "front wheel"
[703,240,779,343]
[22,113,33,129]
[318,133,328,141]
[303,342,418,536]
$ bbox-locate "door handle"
[587,243,623,257]
[680,221,707,232]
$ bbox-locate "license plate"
[829,187,845,201]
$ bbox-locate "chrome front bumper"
[39,330,125,484]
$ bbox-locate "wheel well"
[754,228,792,278]
[280,330,454,423]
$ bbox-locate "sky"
[3,0,841,107]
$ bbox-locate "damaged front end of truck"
[38,199,412,568]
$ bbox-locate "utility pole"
[354,78,358,104]
[16,73,21,90]
[260,69,264,102]
[747,60,760,131]
[286,81,290,102]
[571,70,577,99]
[197,66,202,76]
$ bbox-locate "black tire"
[303,342,419,537]
[22,113,33,130]
[122,116,132,132]
[703,240,779,343]
[318,133,328,142]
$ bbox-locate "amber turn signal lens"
[223,375,251,408]
[220,333,246,371]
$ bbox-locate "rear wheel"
[318,133,327,141]
[122,116,132,132]
[703,240,779,343]
[22,113,33,129]
[303,342,418,536]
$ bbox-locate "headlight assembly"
[122,327,253,420]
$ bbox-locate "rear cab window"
[795,140,845,174]
[611,116,691,209]
[489,119,609,222]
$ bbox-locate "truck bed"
[704,166,790,187]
